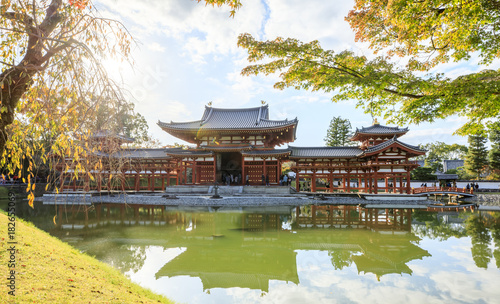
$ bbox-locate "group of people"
[466,182,479,191]
[221,172,294,186]
[279,174,291,186]
[222,173,242,186]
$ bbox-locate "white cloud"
[147,42,166,52]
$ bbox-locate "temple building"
[57,104,425,194]
[158,105,298,186]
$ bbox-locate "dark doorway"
[218,152,242,185]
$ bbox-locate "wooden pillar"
[135,172,140,191]
[311,171,317,192]
[385,177,389,193]
[242,156,246,185]
[263,157,267,179]
[399,176,404,194]
[406,170,411,194]
[213,157,216,183]
[296,170,300,192]
[151,170,155,191]
[166,170,170,188]
[121,171,126,191]
[329,171,334,193]
[346,169,351,193]
[59,172,65,192]
[277,158,282,184]
[374,170,378,194]
[97,172,102,192]
[161,174,165,190]
[368,173,372,194]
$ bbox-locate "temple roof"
[351,123,409,141]
[241,149,291,157]
[288,146,363,158]
[158,105,298,132]
[114,148,170,159]
[200,144,254,152]
[362,137,425,156]
[165,148,213,157]
[90,148,170,159]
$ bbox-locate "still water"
[6,201,500,304]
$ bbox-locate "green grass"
[0,211,174,303]
[0,186,8,199]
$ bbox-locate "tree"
[489,122,500,179]
[421,142,468,172]
[237,1,500,136]
[410,167,436,181]
[324,116,354,146]
[0,0,239,205]
[92,98,158,147]
[465,135,488,180]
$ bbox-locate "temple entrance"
[217,152,242,185]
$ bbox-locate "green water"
[4,201,500,304]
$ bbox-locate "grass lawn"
[0,186,8,199]
[0,211,174,303]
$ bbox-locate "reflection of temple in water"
[41,203,431,292]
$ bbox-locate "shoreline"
[33,192,500,208]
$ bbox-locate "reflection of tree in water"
[467,212,500,269]
[491,215,500,268]
[328,250,353,270]
[412,211,466,241]
[465,214,492,269]
[79,236,147,274]
[107,245,147,274]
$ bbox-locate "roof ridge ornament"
[202,107,214,125]
[373,118,379,125]
[256,105,263,125]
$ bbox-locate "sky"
[94,0,495,148]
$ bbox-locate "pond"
[3,200,500,304]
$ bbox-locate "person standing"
[261,174,265,185]
[246,174,250,186]
[265,174,270,186]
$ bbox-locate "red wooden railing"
[411,186,474,194]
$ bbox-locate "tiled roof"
[200,145,254,151]
[288,146,362,158]
[436,173,459,180]
[165,148,213,157]
[241,149,291,156]
[158,105,297,131]
[111,149,170,159]
[354,124,408,136]
[362,138,425,155]
[91,130,135,143]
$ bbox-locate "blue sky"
[95,0,495,148]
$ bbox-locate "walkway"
[411,186,475,198]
